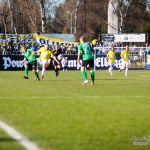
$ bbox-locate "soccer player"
[107,46,116,76]
[52,43,62,77]
[121,45,130,76]
[77,36,95,85]
[21,46,40,80]
[20,47,29,79]
[36,44,60,79]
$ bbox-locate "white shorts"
[108,61,115,66]
[37,58,51,68]
[122,60,130,67]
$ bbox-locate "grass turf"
[0,70,150,150]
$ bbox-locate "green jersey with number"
[78,42,94,60]
[24,49,36,62]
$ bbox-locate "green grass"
[0,70,150,150]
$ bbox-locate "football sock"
[55,69,59,77]
[109,67,113,75]
[81,71,88,81]
[25,68,28,77]
[109,67,112,72]
[42,66,45,76]
[91,71,95,84]
[34,71,39,78]
[125,68,128,76]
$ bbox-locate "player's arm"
[52,56,60,65]
[21,50,29,65]
[121,51,124,59]
[21,57,27,65]
[77,45,81,62]
[49,51,60,65]
[128,52,134,61]
[77,51,81,62]
[30,51,36,58]
[106,51,111,62]
[114,51,117,59]
[36,48,42,53]
[35,48,42,55]
[106,51,109,59]
[90,43,95,55]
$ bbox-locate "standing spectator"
[67,44,72,54]
[62,57,68,71]
[139,46,145,62]
[131,43,138,54]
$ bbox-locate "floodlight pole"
[67,9,77,34]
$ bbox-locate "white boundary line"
[0,120,41,150]
[0,96,148,99]
[138,74,150,78]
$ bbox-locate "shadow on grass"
[0,137,16,142]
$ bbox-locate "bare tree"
[35,0,46,33]
[0,0,10,34]
[109,0,132,33]
[49,0,79,34]
[0,0,62,34]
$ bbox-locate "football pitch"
[0,70,150,150]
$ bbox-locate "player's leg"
[108,62,113,75]
[124,61,129,76]
[36,58,42,74]
[90,69,95,85]
[41,60,47,79]
[56,64,61,77]
[54,60,61,77]
[23,60,29,79]
[89,59,95,85]
[24,64,29,79]
[81,60,88,84]
[119,59,124,71]
[32,61,40,80]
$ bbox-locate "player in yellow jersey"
[107,46,116,75]
[36,44,60,79]
[121,45,130,76]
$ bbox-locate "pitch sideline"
[0,120,41,150]
[0,96,148,99]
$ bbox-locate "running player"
[20,47,29,79]
[36,44,60,79]
[107,46,116,76]
[52,43,62,77]
[77,36,95,85]
[21,46,40,80]
[121,45,130,76]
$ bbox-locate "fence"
[94,46,150,69]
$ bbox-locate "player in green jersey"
[77,36,95,85]
[21,47,40,80]
[20,47,29,79]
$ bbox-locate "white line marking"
[0,120,41,150]
[0,96,148,99]
[138,74,150,78]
